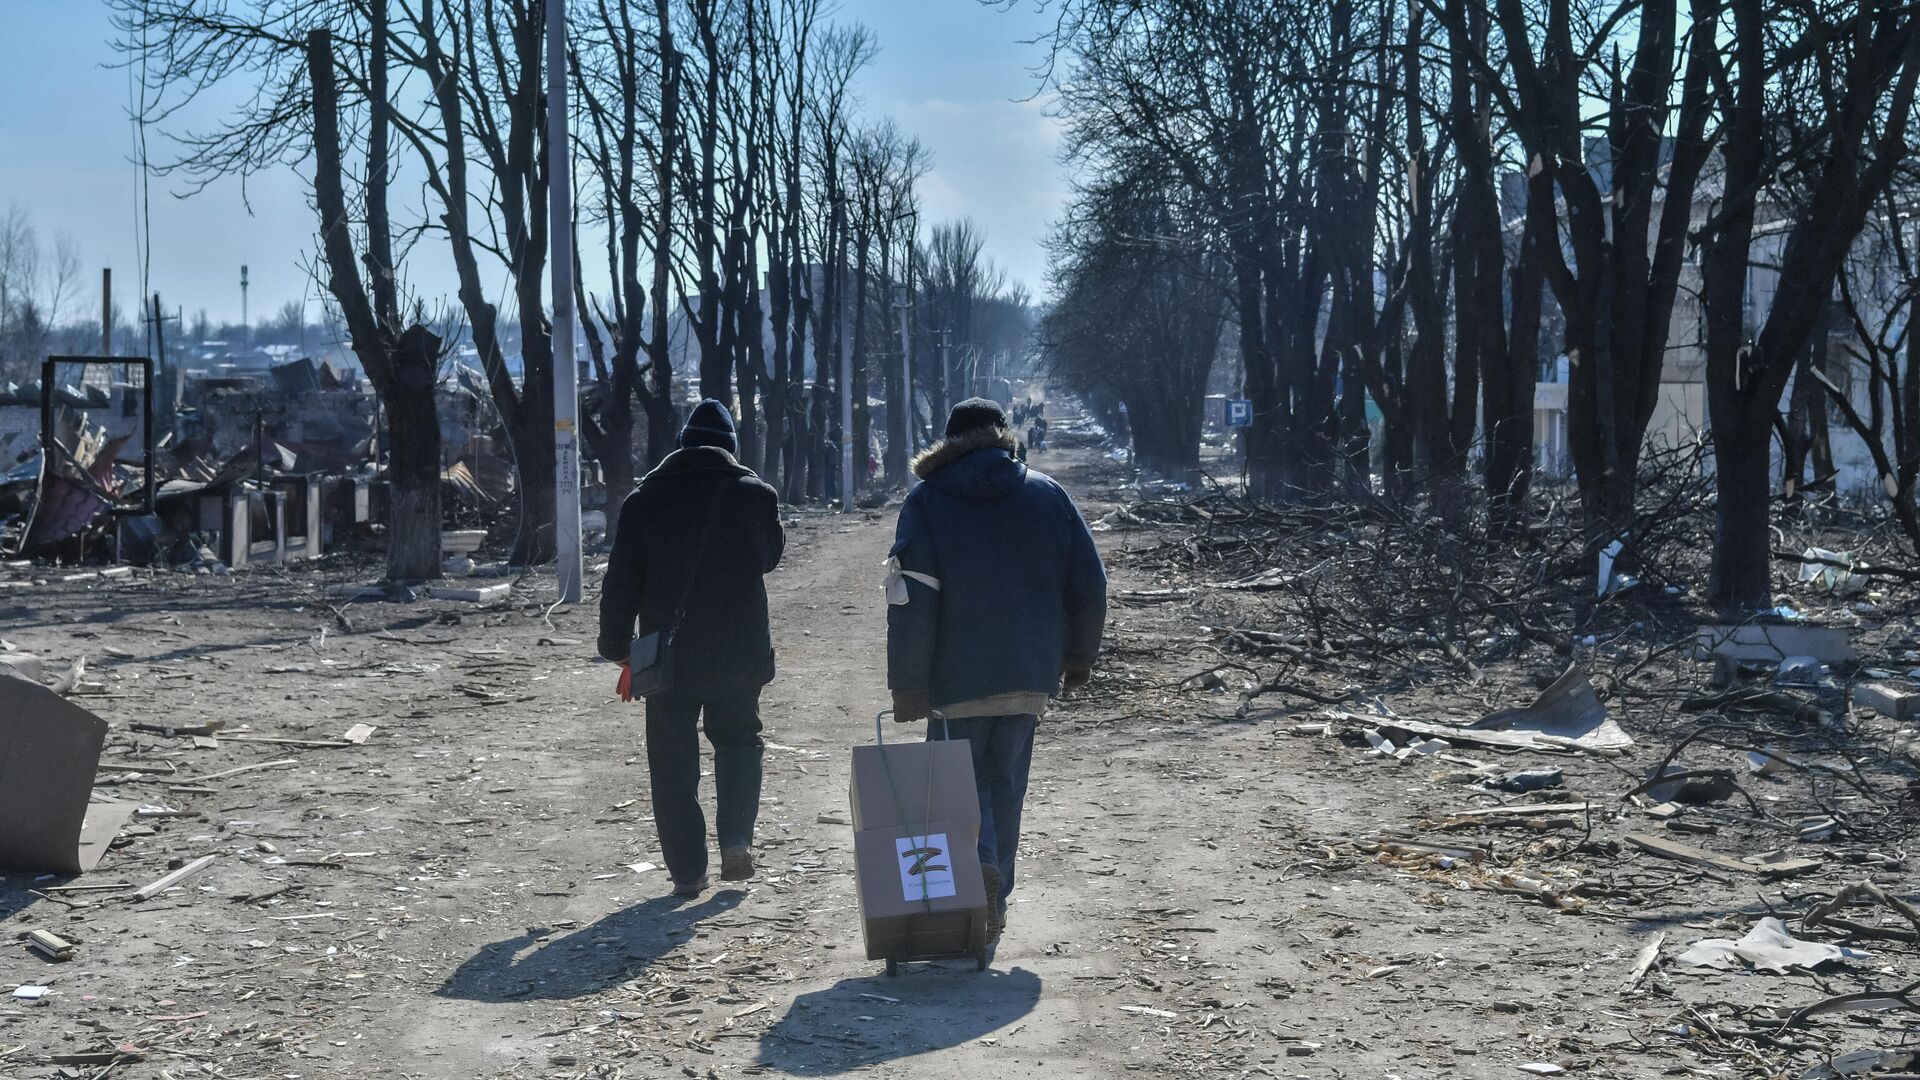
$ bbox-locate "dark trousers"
[644,690,764,884]
[929,714,1038,911]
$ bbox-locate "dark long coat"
[597,446,785,697]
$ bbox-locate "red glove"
[892,688,931,722]
[616,661,634,702]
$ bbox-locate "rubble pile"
[1069,445,1920,1079]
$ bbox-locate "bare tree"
[1699,0,1920,610]
[111,1,447,579]
[307,21,443,582]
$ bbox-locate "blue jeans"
[644,690,764,884]
[928,714,1038,911]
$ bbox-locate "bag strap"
[665,482,733,632]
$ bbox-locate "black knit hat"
[944,397,1008,438]
[679,398,738,453]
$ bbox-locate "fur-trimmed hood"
[910,426,1025,500]
[911,426,1017,479]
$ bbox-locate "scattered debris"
[1624,931,1666,989]
[24,930,74,962]
[1801,1050,1920,1079]
[1674,917,1869,973]
[1696,623,1857,666]
[1484,767,1563,793]
[1472,665,1629,751]
[1852,682,1919,721]
[1782,981,1920,1029]
[131,854,219,901]
[1626,833,1823,880]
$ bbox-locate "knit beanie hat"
[679,398,738,453]
[944,397,1008,438]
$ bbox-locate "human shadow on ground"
[436,889,743,1002]
[0,876,47,923]
[757,966,1042,1076]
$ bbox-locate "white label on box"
[895,832,957,902]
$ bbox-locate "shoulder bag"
[626,482,732,698]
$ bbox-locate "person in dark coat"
[886,398,1107,942]
[599,400,785,896]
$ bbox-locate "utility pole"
[935,327,952,411]
[893,283,913,479]
[101,267,112,355]
[147,292,180,436]
[839,265,854,513]
[240,264,250,352]
[547,0,584,604]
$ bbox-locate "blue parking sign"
[1227,399,1253,427]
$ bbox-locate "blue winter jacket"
[886,426,1108,709]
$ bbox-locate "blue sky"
[0,0,1068,328]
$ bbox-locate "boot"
[721,846,755,882]
[980,862,1005,942]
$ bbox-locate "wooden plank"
[94,760,178,775]
[427,583,510,603]
[1625,833,1822,880]
[1447,802,1590,819]
[1332,714,1554,752]
[221,735,354,748]
[130,721,222,737]
[1624,931,1666,989]
[131,854,218,901]
[27,929,74,961]
[165,759,296,788]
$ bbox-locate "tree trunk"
[386,326,445,580]
[1486,175,1547,537]
[738,285,763,474]
[1708,419,1774,611]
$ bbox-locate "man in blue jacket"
[887,398,1108,942]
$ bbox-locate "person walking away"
[599,400,785,897]
[886,398,1107,942]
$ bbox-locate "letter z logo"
[901,845,947,876]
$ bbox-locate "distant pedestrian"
[885,398,1107,943]
[599,400,785,897]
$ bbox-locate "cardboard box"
[849,738,991,962]
[852,818,991,961]
[0,674,133,874]
[850,740,980,832]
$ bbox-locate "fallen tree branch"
[1772,547,1920,582]
[1803,880,1920,942]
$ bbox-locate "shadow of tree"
[757,965,1042,1076]
[435,890,743,1002]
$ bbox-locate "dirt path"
[1,466,1198,1080]
[6,444,1893,1080]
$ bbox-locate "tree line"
[113,0,1032,582]
[1031,0,1920,614]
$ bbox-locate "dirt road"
[3,448,1899,1080]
